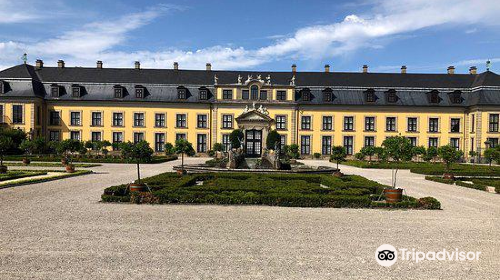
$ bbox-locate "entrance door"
[245,129,262,157]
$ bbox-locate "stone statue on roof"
[214,75,218,85]
[237,75,242,85]
[266,75,271,85]
[290,75,295,86]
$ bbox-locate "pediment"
[236,110,272,122]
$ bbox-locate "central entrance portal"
[245,129,262,157]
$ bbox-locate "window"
[322,116,333,130]
[197,115,208,128]
[250,85,259,100]
[387,90,398,103]
[113,113,123,127]
[222,134,230,152]
[450,91,462,104]
[197,134,207,153]
[70,131,81,140]
[429,90,440,104]
[301,116,311,130]
[49,130,60,141]
[12,105,23,124]
[70,112,81,126]
[365,136,375,147]
[134,113,145,127]
[0,105,3,123]
[365,89,376,102]
[365,117,375,131]
[222,115,233,129]
[343,136,354,155]
[279,135,286,150]
[322,136,332,155]
[199,88,208,100]
[135,87,145,99]
[155,133,165,152]
[49,111,60,126]
[302,89,311,101]
[386,117,396,132]
[344,116,354,131]
[450,118,460,133]
[71,85,81,97]
[112,132,123,150]
[428,137,438,148]
[134,132,144,143]
[408,137,417,147]
[487,138,499,148]
[429,118,439,132]
[323,89,333,102]
[300,135,311,155]
[176,114,187,128]
[91,112,102,126]
[50,85,60,97]
[450,138,460,150]
[260,90,267,100]
[489,114,499,132]
[471,114,475,133]
[155,113,165,127]
[276,115,286,130]
[242,90,249,100]
[175,133,186,140]
[114,86,123,98]
[277,90,286,101]
[222,90,233,100]
[91,132,102,142]
[407,117,418,132]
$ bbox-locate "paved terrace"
[0,159,499,279]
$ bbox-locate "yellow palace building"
[1,60,500,158]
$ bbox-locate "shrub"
[287,144,300,159]
[313,152,321,159]
[425,176,454,184]
[437,145,463,171]
[417,197,441,209]
[266,130,281,150]
[455,181,487,191]
[229,129,244,149]
[212,143,223,152]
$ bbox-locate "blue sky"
[0,0,499,73]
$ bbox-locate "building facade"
[1,60,500,158]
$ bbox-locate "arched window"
[250,85,259,100]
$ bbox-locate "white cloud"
[1,0,500,70]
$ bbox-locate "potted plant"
[381,136,413,203]
[0,135,14,173]
[468,150,477,164]
[59,139,83,173]
[330,146,347,177]
[119,140,154,192]
[483,148,497,167]
[174,138,195,175]
[19,139,35,165]
[287,144,300,163]
[438,145,464,180]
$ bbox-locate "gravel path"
[0,158,499,279]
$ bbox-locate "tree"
[266,130,281,150]
[119,141,154,184]
[0,135,14,169]
[229,129,244,149]
[0,128,27,154]
[164,142,175,155]
[424,146,438,162]
[175,138,195,172]
[483,148,497,167]
[32,137,48,157]
[19,139,35,157]
[412,146,426,162]
[374,146,387,162]
[212,143,223,152]
[101,140,111,157]
[330,146,347,170]
[437,145,463,171]
[58,139,84,165]
[382,136,413,188]
[360,146,376,162]
[287,144,300,159]
[354,152,364,161]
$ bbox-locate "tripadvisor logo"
[375,244,481,267]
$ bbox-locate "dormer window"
[71,85,81,97]
[135,86,145,99]
[50,84,60,97]
[114,85,123,98]
[302,88,311,101]
[177,87,187,99]
[386,89,398,103]
[199,87,208,100]
[323,88,334,102]
[250,85,259,100]
[365,89,376,102]
[429,90,440,104]
[0,81,4,94]
[450,90,462,104]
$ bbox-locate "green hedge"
[455,181,487,191]
[0,171,47,182]
[425,176,454,184]
[0,170,92,189]
[411,164,500,176]
[3,155,178,164]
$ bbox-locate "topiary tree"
[212,143,223,152]
[32,137,48,157]
[266,130,281,150]
[101,140,111,157]
[229,129,244,149]
[468,150,477,164]
[382,136,413,188]
[483,148,497,167]
[424,146,438,162]
[354,152,364,161]
[287,144,300,159]
[330,146,347,170]
[374,146,387,162]
[412,146,426,162]
[175,138,195,172]
[58,139,84,169]
[360,146,376,162]
[119,141,154,184]
[0,135,14,172]
[437,145,463,172]
[19,139,35,157]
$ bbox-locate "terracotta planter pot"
[0,165,7,174]
[129,183,148,192]
[333,171,344,178]
[384,188,403,203]
[22,158,31,165]
[442,173,455,180]
[177,169,187,175]
[61,158,68,165]
[65,164,75,173]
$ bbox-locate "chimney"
[97,60,103,69]
[469,66,477,75]
[401,65,407,74]
[292,64,297,73]
[35,59,43,69]
[57,60,65,68]
[324,64,330,73]
[206,63,212,71]
[362,65,368,73]
[447,66,455,74]
[174,62,179,70]
[134,61,140,70]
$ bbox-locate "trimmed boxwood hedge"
[3,154,178,164]
[102,172,440,209]
[0,171,47,182]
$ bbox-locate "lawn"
[0,171,47,182]
[102,173,441,209]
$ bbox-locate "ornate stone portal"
[235,104,273,157]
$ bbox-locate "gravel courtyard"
[1,158,499,279]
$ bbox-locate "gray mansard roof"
[1,63,500,106]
